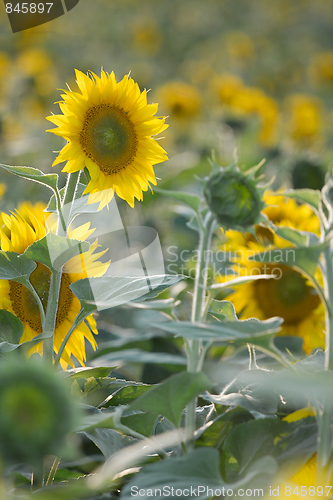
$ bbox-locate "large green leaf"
[130,372,212,427]
[22,232,90,271]
[70,274,183,315]
[0,310,24,346]
[250,242,327,278]
[273,226,319,247]
[121,410,159,437]
[226,418,287,473]
[84,428,137,459]
[0,251,36,281]
[281,189,321,212]
[0,164,58,192]
[120,448,278,500]
[153,317,283,342]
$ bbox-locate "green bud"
[204,163,266,231]
[0,359,77,465]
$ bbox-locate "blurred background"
[0,0,333,379]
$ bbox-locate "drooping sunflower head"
[47,69,168,209]
[0,202,109,368]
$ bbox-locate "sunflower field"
[2,1,333,499]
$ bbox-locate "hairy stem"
[185,213,215,451]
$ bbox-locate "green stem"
[323,244,333,371]
[54,309,88,368]
[42,270,62,365]
[42,172,81,365]
[58,171,81,237]
[45,456,61,487]
[185,213,215,451]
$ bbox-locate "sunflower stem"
[54,308,88,368]
[323,243,333,371]
[43,172,81,365]
[185,212,215,451]
[58,171,81,237]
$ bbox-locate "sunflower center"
[80,104,138,174]
[9,263,73,333]
[254,265,320,324]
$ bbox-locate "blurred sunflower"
[222,193,324,354]
[0,202,109,368]
[267,409,330,499]
[157,81,202,121]
[47,69,168,209]
[286,94,322,143]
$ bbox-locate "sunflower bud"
[204,163,266,231]
[0,359,77,465]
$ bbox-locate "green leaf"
[121,448,224,500]
[273,226,311,246]
[206,384,279,415]
[282,189,321,212]
[76,407,123,432]
[84,428,137,459]
[103,383,152,407]
[0,310,24,345]
[22,232,90,271]
[130,372,212,427]
[120,448,278,500]
[226,418,287,473]
[154,187,201,212]
[250,242,327,279]
[121,411,158,436]
[129,298,180,310]
[64,366,114,380]
[0,164,58,192]
[0,331,51,354]
[153,317,283,342]
[70,274,184,315]
[209,300,238,320]
[0,251,36,281]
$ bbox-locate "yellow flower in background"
[0,202,109,369]
[286,94,322,142]
[225,31,256,63]
[267,409,331,500]
[131,19,162,55]
[309,51,333,85]
[15,48,52,77]
[47,69,168,209]
[223,193,324,354]
[157,81,202,121]
[213,73,245,106]
[213,74,279,146]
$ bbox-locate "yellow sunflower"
[266,409,331,499]
[0,202,109,369]
[222,193,324,354]
[47,69,168,209]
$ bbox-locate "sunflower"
[47,69,168,209]
[0,202,109,368]
[266,409,331,499]
[222,193,324,354]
